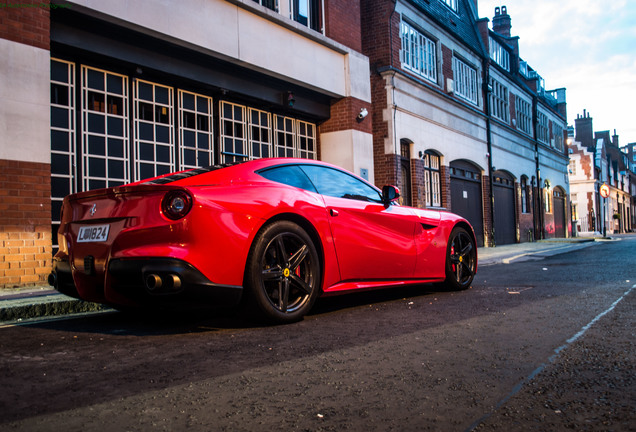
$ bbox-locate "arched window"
[423,150,441,207]
[399,141,412,206]
[520,176,529,214]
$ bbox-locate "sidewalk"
[0,237,608,324]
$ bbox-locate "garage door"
[553,188,566,238]
[450,161,484,247]
[493,171,516,245]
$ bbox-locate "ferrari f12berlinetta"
[50,158,477,323]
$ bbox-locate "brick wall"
[0,160,52,288]
[320,97,372,135]
[325,0,362,52]
[0,0,50,50]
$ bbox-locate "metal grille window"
[452,57,478,105]
[297,120,317,160]
[50,59,76,253]
[275,115,295,158]
[82,66,129,190]
[248,108,272,159]
[400,20,437,84]
[220,101,248,163]
[133,79,174,181]
[423,151,441,207]
[515,97,532,135]
[537,111,549,144]
[179,90,214,169]
[489,78,509,123]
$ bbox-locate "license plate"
[77,224,110,243]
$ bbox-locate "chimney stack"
[574,110,594,151]
[493,6,512,37]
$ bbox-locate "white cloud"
[478,0,636,143]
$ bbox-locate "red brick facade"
[0,160,52,287]
[324,0,362,52]
[320,97,372,135]
[0,0,50,50]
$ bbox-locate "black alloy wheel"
[443,226,476,290]
[245,221,321,323]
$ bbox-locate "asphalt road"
[0,236,634,431]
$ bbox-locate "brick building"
[0,0,372,288]
[1,0,571,288]
[569,111,633,235]
[360,0,570,246]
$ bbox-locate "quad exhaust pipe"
[145,273,182,293]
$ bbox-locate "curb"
[0,290,108,324]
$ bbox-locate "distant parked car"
[49,158,477,323]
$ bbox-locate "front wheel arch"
[442,225,477,291]
[243,219,322,323]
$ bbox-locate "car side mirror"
[382,185,400,207]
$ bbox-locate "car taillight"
[161,190,193,220]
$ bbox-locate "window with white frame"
[553,123,564,151]
[452,56,478,105]
[291,0,321,32]
[520,176,529,214]
[441,0,457,11]
[489,78,509,123]
[50,59,76,253]
[400,20,438,84]
[82,66,130,190]
[423,151,441,207]
[297,120,317,159]
[220,101,248,163]
[489,37,510,71]
[248,108,273,159]
[275,115,296,158]
[537,111,549,144]
[179,90,214,169]
[253,0,277,11]
[569,159,576,176]
[134,79,174,181]
[515,97,532,135]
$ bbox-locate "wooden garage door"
[553,188,566,238]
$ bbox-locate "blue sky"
[477,0,636,146]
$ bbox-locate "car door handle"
[330,208,339,217]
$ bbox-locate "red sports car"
[50,158,477,323]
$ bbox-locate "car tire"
[245,221,321,323]
[442,226,476,291]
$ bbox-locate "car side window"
[300,165,383,203]
[258,165,317,193]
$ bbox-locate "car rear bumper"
[49,257,243,308]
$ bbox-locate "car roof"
[141,158,351,186]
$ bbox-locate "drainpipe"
[483,66,496,247]
[532,95,544,239]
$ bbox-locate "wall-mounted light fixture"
[287,91,295,107]
[357,107,368,122]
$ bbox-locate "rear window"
[258,165,317,193]
[144,162,243,185]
